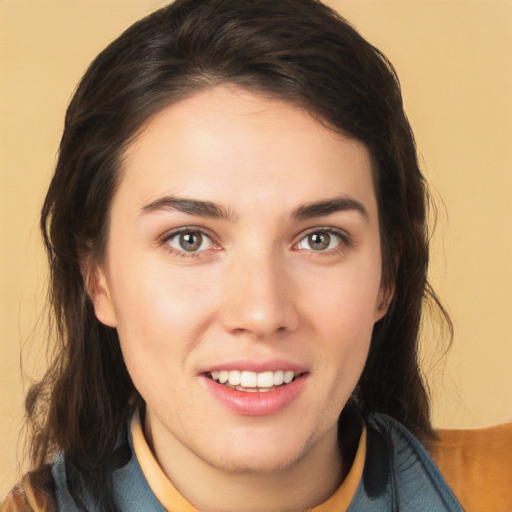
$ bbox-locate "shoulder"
[429,422,512,512]
[352,413,463,511]
[367,414,449,478]
[2,465,57,512]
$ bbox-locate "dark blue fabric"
[347,414,463,511]
[50,413,462,511]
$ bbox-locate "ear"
[374,239,400,322]
[373,279,395,323]
[82,258,117,328]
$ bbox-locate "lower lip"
[201,375,308,416]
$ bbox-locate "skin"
[89,85,391,512]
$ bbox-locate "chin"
[206,449,307,475]
[200,428,316,475]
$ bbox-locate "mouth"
[207,370,301,393]
[202,367,308,416]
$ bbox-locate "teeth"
[228,370,241,386]
[284,370,295,384]
[257,371,273,387]
[209,369,299,389]
[241,371,257,387]
[273,370,284,385]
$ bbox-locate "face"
[90,86,390,477]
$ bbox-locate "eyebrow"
[140,195,368,222]
[140,196,238,221]
[291,196,369,222]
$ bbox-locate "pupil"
[180,232,202,251]
[309,232,329,250]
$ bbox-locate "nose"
[220,250,299,339]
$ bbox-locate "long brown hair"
[28,0,451,509]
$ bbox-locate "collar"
[131,410,366,512]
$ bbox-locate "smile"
[209,370,298,392]
[203,369,308,416]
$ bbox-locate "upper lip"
[198,359,308,375]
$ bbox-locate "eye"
[296,230,344,252]
[165,230,215,253]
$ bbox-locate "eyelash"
[160,227,352,258]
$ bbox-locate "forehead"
[117,85,377,221]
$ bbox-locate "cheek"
[299,261,381,390]
[107,256,222,382]
[302,264,382,338]
[302,276,376,433]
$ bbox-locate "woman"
[3,0,461,510]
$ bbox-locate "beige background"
[1,0,511,498]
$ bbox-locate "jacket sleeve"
[2,486,34,512]
[1,466,57,512]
